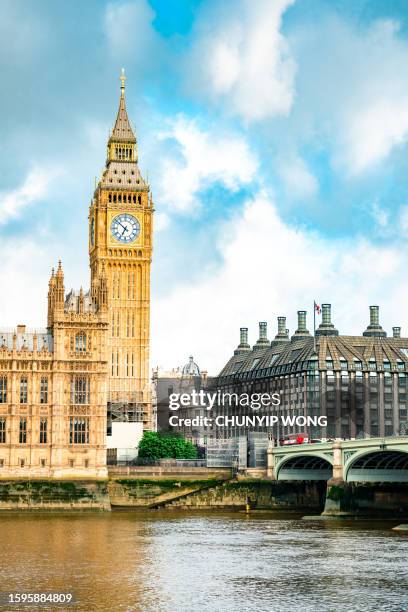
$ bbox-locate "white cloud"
[294,17,408,174]
[156,116,258,211]
[188,0,296,121]
[344,98,408,174]
[277,154,318,198]
[104,0,160,62]
[400,206,408,236]
[0,239,49,327]
[151,191,408,373]
[370,201,389,230]
[339,20,408,174]
[0,167,57,225]
[155,211,170,231]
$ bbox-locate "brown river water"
[0,511,407,611]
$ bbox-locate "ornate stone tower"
[89,70,153,428]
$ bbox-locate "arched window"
[108,193,112,203]
[138,195,141,205]
[133,195,136,204]
[75,332,87,353]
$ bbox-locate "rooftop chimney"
[291,311,310,340]
[363,305,387,338]
[393,326,401,339]
[234,327,251,355]
[316,303,339,337]
[254,321,270,349]
[273,316,289,343]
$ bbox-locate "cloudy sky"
[2,0,408,373]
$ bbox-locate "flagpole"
[313,301,316,354]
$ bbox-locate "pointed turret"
[111,68,136,144]
[47,268,56,327]
[55,260,65,311]
[79,286,84,314]
[107,69,137,164]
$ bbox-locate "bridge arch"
[346,450,408,483]
[276,454,333,481]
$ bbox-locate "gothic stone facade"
[89,70,153,428]
[0,72,153,478]
[0,263,108,478]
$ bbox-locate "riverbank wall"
[0,480,110,511]
[0,468,407,515]
[323,478,408,517]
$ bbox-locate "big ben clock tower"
[89,70,153,428]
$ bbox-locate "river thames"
[0,512,407,611]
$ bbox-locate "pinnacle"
[110,70,136,144]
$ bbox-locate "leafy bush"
[138,431,198,460]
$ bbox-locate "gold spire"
[109,69,136,144]
[120,67,126,96]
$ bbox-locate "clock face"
[90,217,95,246]
[110,213,140,243]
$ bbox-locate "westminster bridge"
[268,436,408,483]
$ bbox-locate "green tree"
[138,431,198,461]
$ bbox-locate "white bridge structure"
[268,437,408,482]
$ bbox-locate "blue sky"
[2,0,408,372]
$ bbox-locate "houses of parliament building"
[0,72,153,478]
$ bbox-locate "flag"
[314,301,321,315]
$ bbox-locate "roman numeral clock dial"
[110,213,140,243]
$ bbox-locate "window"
[0,418,6,443]
[69,459,74,468]
[84,459,89,468]
[69,417,89,444]
[40,377,48,404]
[250,358,260,370]
[75,332,87,353]
[0,377,7,403]
[19,418,27,444]
[39,418,47,444]
[20,377,28,404]
[0,459,4,468]
[40,458,46,468]
[128,272,135,299]
[71,377,90,405]
[20,459,25,467]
